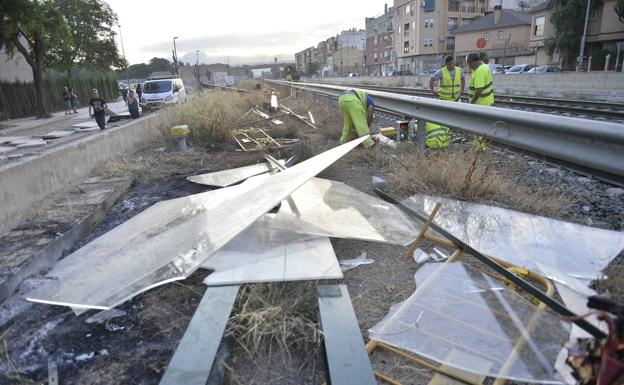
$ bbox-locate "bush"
[0,72,118,119]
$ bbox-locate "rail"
[267,80,624,182]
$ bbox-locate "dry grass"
[227,282,321,356]
[157,91,265,146]
[386,145,574,217]
[281,96,342,140]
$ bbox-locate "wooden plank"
[159,285,239,385]
[317,284,376,385]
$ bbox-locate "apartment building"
[453,7,533,65]
[393,0,489,74]
[294,47,318,74]
[295,30,365,76]
[365,4,396,74]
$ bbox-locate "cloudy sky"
[106,0,386,65]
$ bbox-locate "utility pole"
[118,24,129,87]
[173,36,179,76]
[577,0,592,72]
[195,50,200,90]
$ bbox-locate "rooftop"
[454,9,532,33]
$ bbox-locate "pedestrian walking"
[89,89,108,130]
[69,87,79,114]
[127,89,140,119]
[338,89,376,148]
[63,86,71,115]
[136,83,143,100]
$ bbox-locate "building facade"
[365,4,396,74]
[393,0,489,74]
[453,8,533,65]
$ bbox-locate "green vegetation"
[123,57,175,79]
[615,0,624,23]
[545,0,596,68]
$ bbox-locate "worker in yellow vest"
[338,89,376,148]
[466,52,494,150]
[426,56,466,149]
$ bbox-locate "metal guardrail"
[267,80,624,181]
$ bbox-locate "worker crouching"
[338,89,376,148]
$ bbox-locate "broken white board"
[187,159,285,187]
[0,146,16,155]
[72,121,100,128]
[403,194,624,291]
[39,131,74,139]
[16,139,47,149]
[201,222,341,286]
[25,137,368,314]
[369,262,570,384]
[267,178,421,246]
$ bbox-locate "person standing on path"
[89,89,108,130]
[63,86,71,115]
[69,87,79,114]
[136,83,143,100]
[127,89,140,119]
[338,88,376,148]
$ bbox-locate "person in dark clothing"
[63,86,71,115]
[135,83,143,100]
[127,89,140,119]
[69,87,78,114]
[89,89,107,130]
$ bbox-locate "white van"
[141,77,187,109]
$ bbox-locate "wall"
[0,114,162,235]
[454,25,532,59]
[308,72,624,101]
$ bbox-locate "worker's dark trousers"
[95,114,106,130]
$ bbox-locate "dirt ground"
[1,89,622,385]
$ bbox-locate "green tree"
[52,0,126,78]
[148,57,174,73]
[305,62,320,76]
[615,0,624,22]
[545,0,596,68]
[0,0,70,118]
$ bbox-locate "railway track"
[315,82,624,120]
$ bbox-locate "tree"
[545,0,597,68]
[615,0,624,23]
[0,0,70,118]
[148,57,174,73]
[305,62,320,76]
[52,0,125,78]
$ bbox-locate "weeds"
[157,91,265,146]
[228,282,321,356]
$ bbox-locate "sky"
[106,0,386,66]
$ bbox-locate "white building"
[338,29,366,50]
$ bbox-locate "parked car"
[141,77,187,109]
[527,65,564,73]
[504,64,536,74]
[348,73,359,77]
[491,65,512,74]
[394,70,414,76]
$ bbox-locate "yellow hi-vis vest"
[438,67,462,101]
[468,63,494,106]
[425,122,451,149]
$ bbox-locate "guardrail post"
[414,119,426,148]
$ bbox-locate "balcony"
[448,24,459,31]
[448,3,486,13]
[448,3,460,12]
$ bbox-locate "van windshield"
[143,81,172,94]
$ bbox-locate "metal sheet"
[25,137,367,313]
[369,262,570,384]
[159,285,239,385]
[267,178,421,246]
[404,194,624,287]
[201,222,341,286]
[318,284,377,385]
[187,160,285,187]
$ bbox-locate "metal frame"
[266,80,624,181]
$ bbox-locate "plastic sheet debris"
[270,119,283,125]
[370,262,570,384]
[267,178,422,246]
[339,251,374,272]
[39,131,74,139]
[25,137,368,314]
[231,127,298,152]
[201,223,341,286]
[430,247,449,262]
[85,308,127,324]
[413,248,430,264]
[372,134,397,148]
[308,111,315,125]
[187,159,285,187]
[404,194,624,291]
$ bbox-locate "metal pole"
[195,49,200,89]
[577,0,592,72]
[118,24,129,88]
[173,37,179,76]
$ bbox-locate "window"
[534,16,545,36]
[446,36,455,51]
[412,21,416,30]
[589,8,598,20]
[498,31,504,40]
[404,22,410,35]
[398,25,402,34]
[447,17,458,30]
[406,4,410,14]
[374,52,378,59]
[424,38,433,47]
[374,37,378,45]
[484,32,489,40]
[425,18,435,28]
[404,41,410,53]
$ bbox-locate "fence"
[0,74,118,119]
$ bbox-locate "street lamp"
[118,24,129,87]
[173,36,179,76]
[195,49,200,89]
